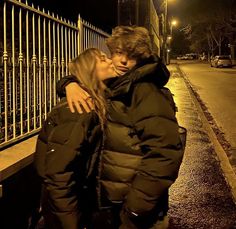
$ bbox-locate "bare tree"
[182,0,236,56]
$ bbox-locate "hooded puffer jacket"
[34,99,102,229]
[99,58,184,217]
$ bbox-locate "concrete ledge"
[0,135,38,182]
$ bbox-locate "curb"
[176,64,236,204]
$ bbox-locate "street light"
[163,0,168,64]
[170,19,178,35]
[167,35,172,40]
[171,19,177,26]
[163,0,175,64]
[165,17,178,64]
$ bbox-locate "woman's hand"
[65,82,94,113]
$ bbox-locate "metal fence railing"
[0,0,110,148]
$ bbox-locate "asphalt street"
[178,61,236,167]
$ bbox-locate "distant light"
[167,49,171,52]
[167,36,172,40]
[171,20,178,26]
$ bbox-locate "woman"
[34,48,115,229]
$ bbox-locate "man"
[57,26,184,229]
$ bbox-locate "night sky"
[1,0,233,58]
[28,0,118,33]
[0,0,198,41]
[27,0,191,33]
[22,0,197,55]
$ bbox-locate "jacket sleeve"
[124,82,184,216]
[43,113,91,229]
[56,75,78,98]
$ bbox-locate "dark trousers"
[85,204,122,229]
[87,191,169,229]
[86,197,168,229]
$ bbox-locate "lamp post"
[162,0,176,64]
[166,35,172,64]
[170,19,177,35]
[162,0,168,64]
[166,19,178,64]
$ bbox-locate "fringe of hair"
[106,26,152,61]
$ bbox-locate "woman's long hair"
[69,48,107,128]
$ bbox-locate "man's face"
[111,49,137,76]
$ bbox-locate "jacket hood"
[104,55,170,98]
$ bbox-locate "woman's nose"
[107,58,112,64]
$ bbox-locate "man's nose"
[120,55,128,65]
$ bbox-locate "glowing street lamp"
[167,35,172,40]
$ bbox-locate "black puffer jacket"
[34,99,102,229]
[56,56,184,222]
[101,61,183,214]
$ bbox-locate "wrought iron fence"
[0,0,110,148]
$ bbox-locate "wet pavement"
[166,64,236,229]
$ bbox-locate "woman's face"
[95,52,116,81]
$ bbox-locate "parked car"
[210,55,232,68]
[177,53,198,60]
[185,53,198,59]
[176,55,191,60]
[176,55,186,60]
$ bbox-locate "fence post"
[77,15,83,54]
[3,1,8,142]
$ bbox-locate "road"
[166,64,236,228]
[177,60,236,166]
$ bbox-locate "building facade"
[118,0,162,56]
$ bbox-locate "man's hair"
[106,26,152,61]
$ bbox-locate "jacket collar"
[104,55,170,98]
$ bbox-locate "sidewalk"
[166,64,236,228]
